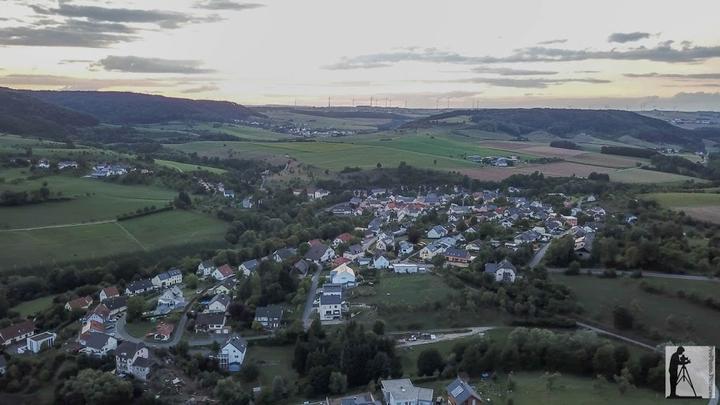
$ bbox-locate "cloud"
[193,1,264,11]
[0,73,178,90]
[94,56,215,74]
[537,39,567,45]
[452,77,611,88]
[624,72,720,80]
[30,3,220,29]
[0,20,139,47]
[608,32,651,43]
[326,42,720,69]
[181,84,220,93]
[471,66,558,76]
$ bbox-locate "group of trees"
[292,321,402,396]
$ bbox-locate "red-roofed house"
[332,257,351,267]
[332,233,354,247]
[149,322,175,341]
[212,264,235,281]
[99,287,120,302]
[65,296,94,312]
[0,320,35,346]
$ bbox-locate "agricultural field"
[550,274,720,344]
[0,210,227,271]
[258,109,401,131]
[0,172,177,229]
[642,192,720,223]
[0,133,124,161]
[138,122,288,141]
[154,159,227,174]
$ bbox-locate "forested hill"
[0,87,99,137]
[405,108,709,149]
[24,90,265,124]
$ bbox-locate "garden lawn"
[11,295,57,317]
[244,344,298,386]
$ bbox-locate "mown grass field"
[0,172,177,229]
[0,210,227,271]
[10,294,57,317]
[642,192,720,223]
[350,273,456,306]
[550,274,720,344]
[154,159,227,174]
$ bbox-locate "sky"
[1,0,720,110]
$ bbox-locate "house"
[514,230,541,245]
[0,320,35,346]
[214,278,236,295]
[465,240,482,252]
[125,279,155,295]
[357,257,372,267]
[380,378,434,405]
[484,259,517,283]
[333,233,354,247]
[103,296,128,316]
[330,263,356,288]
[322,283,344,296]
[37,159,50,169]
[444,248,472,266]
[152,268,182,288]
[307,188,330,200]
[398,241,414,255]
[218,335,247,371]
[150,322,174,341]
[447,378,483,405]
[562,215,578,227]
[343,244,365,261]
[293,259,312,277]
[333,256,352,267]
[367,217,383,234]
[239,259,259,276]
[427,225,448,239]
[375,233,394,251]
[574,232,595,260]
[155,286,185,315]
[195,312,228,334]
[254,305,284,330]
[78,332,117,357]
[419,241,447,261]
[116,341,152,380]
[26,332,56,353]
[241,197,254,209]
[391,262,428,274]
[319,293,343,321]
[80,320,106,338]
[83,303,111,325]
[305,243,335,265]
[373,254,390,270]
[99,287,119,302]
[212,264,236,281]
[207,293,231,313]
[58,160,78,170]
[223,189,236,199]
[197,260,217,278]
[65,296,93,312]
[273,247,297,263]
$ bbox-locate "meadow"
[550,274,720,344]
[0,210,227,271]
[154,159,227,174]
[642,192,720,223]
[138,122,289,141]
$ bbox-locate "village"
[0,178,623,403]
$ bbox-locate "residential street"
[302,270,321,330]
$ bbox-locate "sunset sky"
[2,0,720,110]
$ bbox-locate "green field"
[0,210,227,271]
[609,168,705,184]
[11,294,57,317]
[154,159,227,174]
[550,274,720,344]
[0,173,177,229]
[168,134,537,171]
[138,122,288,141]
[244,344,299,387]
[643,192,720,207]
[351,273,457,306]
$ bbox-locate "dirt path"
[0,219,116,232]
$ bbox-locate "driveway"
[302,270,321,330]
[395,326,495,348]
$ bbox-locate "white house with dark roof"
[125,279,155,295]
[115,341,152,380]
[26,332,56,353]
[195,312,227,334]
[218,335,247,372]
[320,293,343,321]
[78,332,117,357]
[197,260,217,278]
[239,259,259,275]
[254,305,284,330]
[427,225,448,239]
[152,268,182,288]
[212,264,235,281]
[207,293,231,313]
[304,243,335,265]
[484,259,517,283]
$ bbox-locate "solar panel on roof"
[451,385,465,397]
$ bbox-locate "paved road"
[302,270,321,330]
[395,326,495,348]
[528,242,550,269]
[548,267,720,282]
